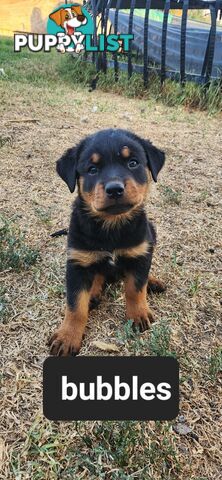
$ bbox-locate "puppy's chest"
[67,240,150,268]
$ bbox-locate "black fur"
[51,129,165,354]
[66,199,156,308]
[56,128,165,192]
[56,129,165,307]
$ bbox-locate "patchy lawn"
[0,38,222,479]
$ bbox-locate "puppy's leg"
[124,273,155,332]
[89,274,105,310]
[48,262,94,356]
[147,274,166,294]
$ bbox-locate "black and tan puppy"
[48,129,165,356]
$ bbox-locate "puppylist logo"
[14,3,134,54]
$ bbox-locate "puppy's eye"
[128,159,139,169]
[88,166,98,175]
[65,14,69,19]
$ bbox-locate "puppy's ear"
[140,139,165,182]
[71,5,83,16]
[128,132,165,182]
[56,147,78,193]
[49,9,63,26]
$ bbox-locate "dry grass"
[0,59,222,479]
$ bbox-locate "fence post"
[143,0,152,87]
[161,0,171,84]
[180,0,189,85]
[128,0,136,79]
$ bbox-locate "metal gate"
[84,0,222,84]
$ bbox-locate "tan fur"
[148,274,165,291]
[124,274,154,327]
[67,248,108,267]
[49,290,90,355]
[91,153,101,164]
[78,177,94,205]
[78,169,151,230]
[68,241,150,267]
[116,240,150,258]
[90,274,105,299]
[121,146,131,158]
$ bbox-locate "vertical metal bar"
[114,0,122,82]
[91,0,98,65]
[201,30,211,79]
[95,0,103,72]
[201,2,218,83]
[128,0,136,79]
[161,0,170,84]
[180,0,189,84]
[205,2,218,82]
[102,0,112,73]
[143,0,151,87]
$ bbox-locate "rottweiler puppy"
[48,129,165,356]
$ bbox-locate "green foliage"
[117,319,145,355]
[149,320,174,356]
[209,348,222,380]
[160,185,182,205]
[10,418,180,479]
[34,207,52,225]
[0,286,7,322]
[1,37,222,113]
[73,420,179,479]
[188,276,201,296]
[117,319,175,357]
[0,216,40,272]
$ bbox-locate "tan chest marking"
[67,240,150,267]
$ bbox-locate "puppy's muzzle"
[105,181,124,200]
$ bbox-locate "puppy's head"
[56,129,165,221]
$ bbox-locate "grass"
[149,320,175,356]
[116,318,175,357]
[34,207,52,225]
[1,35,222,480]
[0,286,8,322]
[188,276,201,297]
[208,348,222,380]
[0,215,40,272]
[159,185,182,205]
[10,418,180,479]
[0,36,222,113]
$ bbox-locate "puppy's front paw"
[129,308,155,333]
[47,327,81,356]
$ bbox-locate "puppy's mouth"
[66,25,75,35]
[96,203,134,215]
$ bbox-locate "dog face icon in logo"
[47,3,93,53]
[49,5,87,36]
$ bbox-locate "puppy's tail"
[50,228,68,238]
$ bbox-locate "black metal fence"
[84,0,222,85]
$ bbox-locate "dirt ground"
[0,79,222,479]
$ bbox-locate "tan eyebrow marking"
[91,153,101,164]
[121,146,131,158]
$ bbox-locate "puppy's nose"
[77,15,85,21]
[105,181,124,199]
